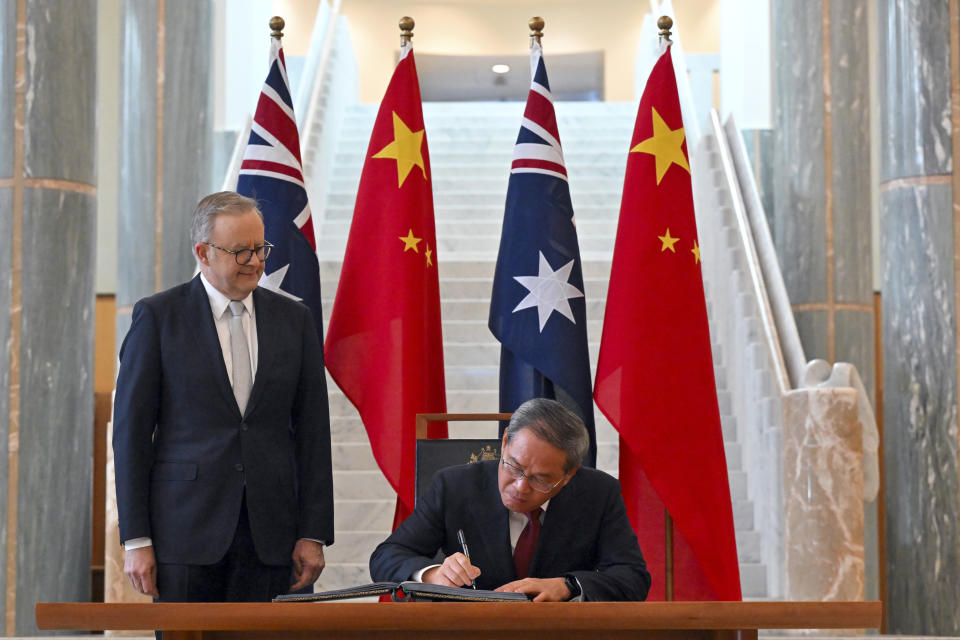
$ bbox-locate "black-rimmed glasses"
[205,241,273,265]
[501,458,564,493]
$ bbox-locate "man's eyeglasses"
[501,458,564,493]
[205,241,273,265]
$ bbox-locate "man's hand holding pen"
[421,552,481,588]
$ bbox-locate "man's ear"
[501,432,509,452]
[195,241,210,266]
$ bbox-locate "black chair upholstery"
[414,439,501,506]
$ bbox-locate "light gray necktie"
[228,300,252,414]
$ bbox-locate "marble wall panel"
[0,0,15,177]
[0,188,11,624]
[793,309,828,363]
[880,182,960,634]
[772,0,827,306]
[159,0,214,289]
[836,308,877,602]
[22,0,96,183]
[877,0,951,181]
[829,0,872,305]
[16,188,95,634]
[117,0,159,310]
[783,387,864,601]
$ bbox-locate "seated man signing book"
[369,398,651,602]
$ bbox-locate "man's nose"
[513,475,533,492]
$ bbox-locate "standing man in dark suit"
[113,191,334,602]
[369,398,650,601]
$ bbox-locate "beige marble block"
[783,387,865,601]
[104,419,152,637]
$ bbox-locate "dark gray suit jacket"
[113,275,333,566]
[369,460,650,601]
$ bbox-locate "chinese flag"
[325,45,447,527]
[593,46,742,601]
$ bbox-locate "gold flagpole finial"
[529,16,544,46]
[658,15,673,44]
[400,16,415,46]
[270,16,285,40]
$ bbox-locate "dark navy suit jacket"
[113,275,333,566]
[369,460,650,601]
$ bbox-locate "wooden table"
[36,600,882,640]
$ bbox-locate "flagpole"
[659,14,675,602]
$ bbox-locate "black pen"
[456,528,477,589]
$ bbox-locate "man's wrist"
[123,537,153,551]
[413,564,441,582]
[563,574,582,600]
[299,538,325,546]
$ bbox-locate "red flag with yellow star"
[594,46,741,601]
[325,45,447,526]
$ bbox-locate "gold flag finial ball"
[399,16,414,45]
[657,15,673,38]
[529,16,544,45]
[270,16,284,39]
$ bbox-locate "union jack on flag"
[237,34,324,340]
[488,40,597,466]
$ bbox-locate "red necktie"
[513,508,542,579]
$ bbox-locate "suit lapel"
[185,275,239,416]
[531,469,584,576]
[471,462,515,584]
[244,287,276,418]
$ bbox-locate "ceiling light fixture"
[491,64,511,74]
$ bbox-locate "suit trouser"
[155,493,292,603]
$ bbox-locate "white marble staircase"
[312,101,768,598]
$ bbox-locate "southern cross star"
[258,264,303,302]
[512,251,584,332]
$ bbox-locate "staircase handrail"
[299,0,342,169]
[294,1,334,129]
[707,109,791,396]
[219,116,251,192]
[722,114,806,389]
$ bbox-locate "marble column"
[877,0,960,634]
[772,0,874,392]
[108,0,216,606]
[115,0,216,341]
[783,387,865,601]
[0,0,97,635]
[771,0,878,606]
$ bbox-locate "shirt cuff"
[123,537,152,550]
[412,564,441,582]
[299,538,326,546]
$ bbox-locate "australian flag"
[488,41,597,466]
[237,34,324,341]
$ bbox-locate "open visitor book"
[273,581,531,603]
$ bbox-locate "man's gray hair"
[505,398,590,472]
[190,191,262,246]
